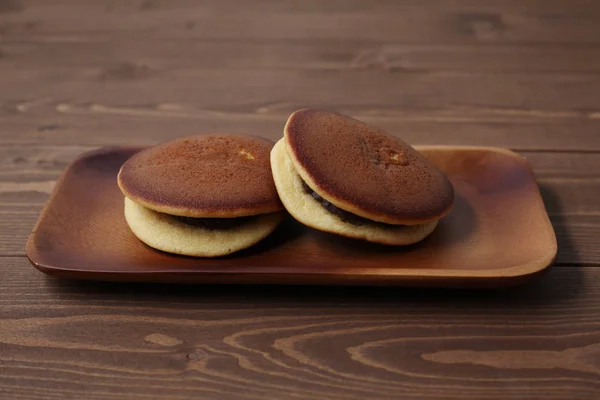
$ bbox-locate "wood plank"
[2,146,600,180]
[1,98,600,149]
[524,153,600,178]
[2,0,600,44]
[2,68,600,112]
[2,114,600,150]
[43,0,596,14]
[3,40,600,73]
[1,1,598,152]
[550,216,600,265]
[6,0,600,15]
[1,258,599,400]
[0,145,93,177]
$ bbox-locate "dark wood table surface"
[2,1,600,399]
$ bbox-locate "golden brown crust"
[118,134,283,218]
[284,109,454,224]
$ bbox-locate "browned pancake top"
[118,134,282,217]
[285,109,454,223]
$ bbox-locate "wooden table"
[1,1,600,399]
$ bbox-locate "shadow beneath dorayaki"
[424,193,476,246]
[244,193,476,258]
[223,213,305,258]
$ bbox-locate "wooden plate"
[26,146,557,288]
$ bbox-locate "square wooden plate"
[26,146,557,288]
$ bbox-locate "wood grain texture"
[1,258,600,400]
[0,1,599,151]
[1,146,599,182]
[5,40,600,73]
[2,71,599,117]
[1,0,600,398]
[4,115,600,151]
[2,0,600,44]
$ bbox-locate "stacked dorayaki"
[117,109,454,257]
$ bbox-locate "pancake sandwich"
[270,109,454,245]
[118,134,284,257]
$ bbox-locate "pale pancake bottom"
[124,197,282,257]
[270,139,438,245]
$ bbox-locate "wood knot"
[38,124,59,132]
[186,348,209,361]
[456,13,505,40]
[0,0,23,13]
[100,62,152,81]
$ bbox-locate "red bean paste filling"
[301,180,404,228]
[172,215,258,230]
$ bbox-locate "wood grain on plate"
[26,146,556,287]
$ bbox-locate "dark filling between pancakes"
[301,181,404,228]
[173,215,257,230]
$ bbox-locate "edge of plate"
[25,145,558,287]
